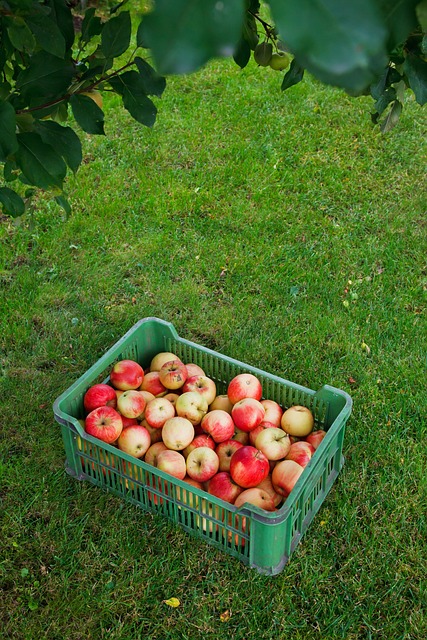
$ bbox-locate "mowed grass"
[1,50,426,640]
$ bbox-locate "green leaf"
[35,121,82,173]
[16,52,75,104]
[281,59,305,91]
[110,1,129,15]
[380,99,403,133]
[5,0,34,9]
[26,13,66,58]
[374,86,397,115]
[5,16,36,53]
[0,186,25,217]
[242,14,259,51]
[45,0,75,52]
[15,131,67,189]
[134,57,166,96]
[141,0,244,75]
[80,8,103,43]
[378,0,419,50]
[417,0,427,31]
[4,159,19,182]
[233,38,251,69]
[269,0,388,92]
[70,94,105,135]
[109,71,157,127]
[0,81,12,101]
[370,66,402,100]
[55,193,71,216]
[404,54,427,104]
[0,101,19,161]
[101,11,131,59]
[136,19,148,48]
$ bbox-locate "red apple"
[144,441,167,466]
[150,351,179,372]
[209,394,233,414]
[117,424,151,458]
[193,422,205,436]
[233,428,250,445]
[185,363,206,377]
[248,423,267,446]
[121,416,139,428]
[161,416,195,451]
[234,487,276,512]
[175,391,208,425]
[158,359,188,390]
[84,406,123,444]
[305,429,327,450]
[207,471,243,504]
[200,409,235,443]
[186,447,219,482]
[156,449,186,479]
[144,397,175,429]
[260,399,283,427]
[182,375,217,405]
[256,475,283,507]
[285,441,315,467]
[227,373,262,404]
[140,418,163,443]
[138,390,155,413]
[229,445,269,488]
[110,359,144,391]
[182,433,216,458]
[117,389,146,419]
[139,371,168,397]
[255,427,291,461]
[281,405,314,437]
[231,397,265,433]
[250,420,282,446]
[215,439,244,472]
[162,392,180,406]
[272,459,304,497]
[83,383,117,413]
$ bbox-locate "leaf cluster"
[232,1,427,132]
[0,1,165,216]
[0,0,425,218]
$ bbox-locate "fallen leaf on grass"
[361,341,371,356]
[348,377,357,385]
[220,610,231,622]
[163,597,180,608]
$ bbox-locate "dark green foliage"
[0,0,425,217]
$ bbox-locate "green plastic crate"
[53,317,352,575]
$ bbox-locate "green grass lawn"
[1,51,426,639]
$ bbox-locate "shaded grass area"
[1,54,426,639]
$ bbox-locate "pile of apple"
[82,353,327,513]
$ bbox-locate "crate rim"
[53,316,352,427]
